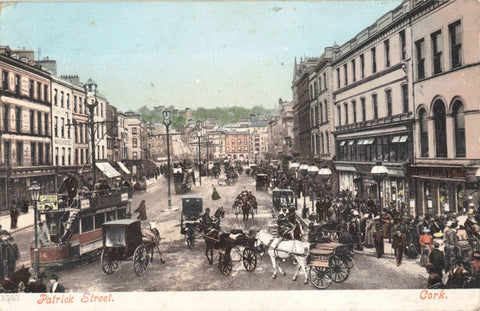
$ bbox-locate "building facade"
[224,130,249,162]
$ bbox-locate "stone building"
[224,130,249,162]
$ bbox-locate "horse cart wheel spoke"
[329,256,348,283]
[242,247,258,272]
[101,249,119,275]
[309,266,332,289]
[219,254,233,276]
[133,245,149,276]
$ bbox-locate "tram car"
[30,176,131,270]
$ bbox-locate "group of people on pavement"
[0,225,19,280]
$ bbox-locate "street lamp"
[371,161,388,219]
[28,180,41,279]
[84,79,99,188]
[196,120,202,186]
[308,165,319,216]
[290,162,300,210]
[163,110,172,209]
[299,164,309,218]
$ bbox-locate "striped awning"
[95,162,121,178]
[117,161,131,175]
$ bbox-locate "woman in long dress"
[135,200,147,220]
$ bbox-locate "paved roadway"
[12,172,427,291]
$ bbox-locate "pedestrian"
[21,195,29,214]
[338,224,354,251]
[429,242,445,278]
[392,229,407,266]
[0,224,10,238]
[373,223,384,258]
[135,200,147,220]
[37,222,51,246]
[471,252,480,278]
[446,257,468,288]
[48,274,65,293]
[426,263,443,289]
[0,238,6,280]
[211,185,221,201]
[10,201,18,230]
[5,236,19,277]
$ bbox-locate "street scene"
[0,1,479,310]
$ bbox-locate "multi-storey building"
[117,112,129,161]
[409,0,480,216]
[331,2,414,212]
[224,130,249,162]
[0,47,54,211]
[205,130,225,161]
[106,102,120,162]
[248,114,269,162]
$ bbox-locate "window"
[15,107,21,133]
[67,118,70,138]
[4,141,10,166]
[37,82,41,100]
[78,97,82,114]
[66,93,70,109]
[16,141,22,166]
[344,102,348,124]
[385,89,392,117]
[309,85,313,100]
[371,47,377,73]
[102,146,104,159]
[449,20,462,68]
[452,100,465,157]
[132,127,137,135]
[81,216,94,233]
[360,54,365,78]
[343,64,348,86]
[336,68,341,88]
[232,146,235,152]
[75,149,78,165]
[372,94,378,119]
[2,70,8,91]
[324,100,328,122]
[95,213,105,229]
[38,143,43,165]
[30,110,34,134]
[337,105,341,126]
[352,100,357,123]
[54,89,58,105]
[37,111,42,134]
[431,30,443,74]
[61,117,65,137]
[238,139,241,144]
[319,102,323,123]
[433,100,447,157]
[14,75,20,95]
[323,72,327,89]
[244,139,247,145]
[384,39,390,67]
[44,85,48,103]
[244,146,248,151]
[313,81,317,98]
[60,91,64,107]
[226,147,229,152]
[133,151,137,160]
[419,109,429,157]
[400,30,407,60]
[361,98,366,122]
[100,102,103,117]
[3,104,8,132]
[45,143,50,164]
[68,148,71,165]
[402,85,409,113]
[30,142,36,165]
[74,96,77,112]
[351,59,356,82]
[44,113,48,135]
[29,80,34,99]
[54,117,58,137]
[415,39,425,79]
[232,139,235,145]
[62,147,65,165]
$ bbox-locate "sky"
[0,1,402,112]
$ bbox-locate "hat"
[50,274,59,281]
[423,228,431,233]
[433,232,444,238]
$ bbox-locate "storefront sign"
[444,203,449,211]
[38,195,58,210]
[121,193,128,202]
[428,200,433,208]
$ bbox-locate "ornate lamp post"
[196,120,202,186]
[290,162,300,210]
[28,180,41,279]
[299,164,309,218]
[163,110,172,209]
[308,165,319,216]
[84,79,99,187]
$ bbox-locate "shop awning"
[117,161,131,175]
[95,162,121,178]
[339,141,346,146]
[335,165,357,172]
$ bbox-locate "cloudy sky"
[0,1,401,112]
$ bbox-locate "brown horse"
[0,266,31,293]
[203,228,233,265]
[242,200,253,224]
[25,279,47,293]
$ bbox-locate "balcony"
[334,112,412,132]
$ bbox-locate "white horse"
[255,229,310,284]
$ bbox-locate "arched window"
[433,100,447,157]
[452,100,465,157]
[419,109,429,157]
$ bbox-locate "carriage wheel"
[133,245,149,276]
[329,256,349,283]
[309,266,332,289]
[242,247,258,272]
[101,249,119,274]
[219,254,233,276]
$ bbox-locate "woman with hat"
[419,228,433,266]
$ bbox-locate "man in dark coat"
[426,263,443,288]
[5,236,19,277]
[10,201,18,229]
[48,274,65,293]
[392,229,407,266]
[373,223,384,258]
[429,242,445,278]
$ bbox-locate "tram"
[30,176,131,269]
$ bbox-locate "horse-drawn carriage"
[180,195,203,249]
[100,219,163,276]
[272,188,295,211]
[173,168,194,194]
[232,191,257,223]
[204,229,258,276]
[256,174,269,191]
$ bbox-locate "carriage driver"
[273,206,295,249]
